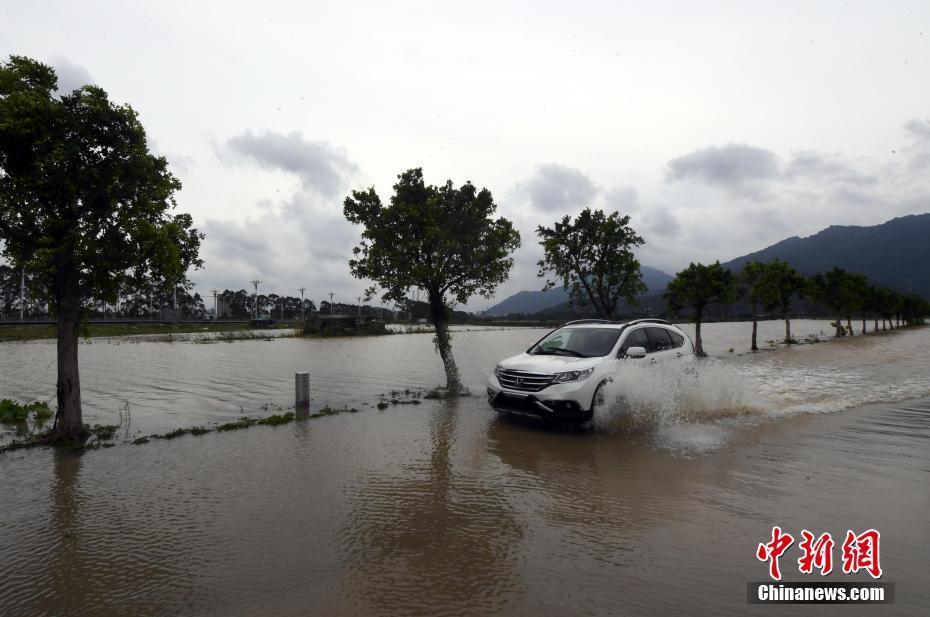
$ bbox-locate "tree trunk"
[846,316,853,335]
[50,260,88,443]
[428,291,462,393]
[862,313,867,334]
[835,316,845,337]
[750,302,758,351]
[873,317,878,332]
[784,307,792,344]
[693,306,706,357]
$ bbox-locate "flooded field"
[1,320,929,615]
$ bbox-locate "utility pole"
[298,287,306,321]
[251,279,261,319]
[20,267,24,321]
[329,291,334,315]
[211,289,218,320]
[357,296,363,317]
[280,298,284,321]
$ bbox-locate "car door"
[645,327,679,362]
[618,327,651,359]
[663,328,694,361]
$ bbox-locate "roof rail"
[562,318,614,326]
[622,318,671,327]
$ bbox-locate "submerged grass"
[215,417,258,432]
[0,399,52,425]
[1,382,448,455]
[257,412,295,426]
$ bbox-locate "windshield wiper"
[549,348,589,358]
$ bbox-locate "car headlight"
[494,364,503,378]
[552,367,594,383]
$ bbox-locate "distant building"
[304,314,386,335]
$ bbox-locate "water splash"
[594,359,761,427]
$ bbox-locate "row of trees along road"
[344,176,929,388]
[665,260,929,356]
[3,54,927,441]
[0,56,202,443]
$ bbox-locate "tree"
[664,261,736,357]
[0,56,202,443]
[844,273,869,335]
[536,208,646,320]
[764,259,805,344]
[740,260,778,351]
[344,168,520,392]
[807,268,853,337]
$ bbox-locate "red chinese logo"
[756,526,794,581]
[798,530,834,575]
[757,527,882,580]
[841,529,882,579]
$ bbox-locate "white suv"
[487,319,695,423]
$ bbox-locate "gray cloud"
[643,206,681,239]
[903,118,930,171]
[524,163,597,213]
[197,187,361,300]
[50,56,93,94]
[904,118,930,142]
[223,130,358,198]
[667,143,780,192]
[603,185,639,212]
[784,150,875,185]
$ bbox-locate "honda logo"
[515,377,524,386]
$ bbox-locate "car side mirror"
[624,346,647,359]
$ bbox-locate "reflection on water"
[338,401,524,616]
[1,323,929,615]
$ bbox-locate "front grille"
[497,369,554,392]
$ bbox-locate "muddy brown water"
[1,321,928,615]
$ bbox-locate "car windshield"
[528,327,622,358]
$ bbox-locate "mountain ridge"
[484,213,930,316]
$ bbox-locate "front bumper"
[487,377,593,422]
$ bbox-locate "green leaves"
[536,208,646,320]
[664,261,737,315]
[741,259,804,314]
[343,167,520,307]
[0,56,202,302]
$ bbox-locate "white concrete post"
[295,372,310,408]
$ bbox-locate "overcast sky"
[4,0,929,310]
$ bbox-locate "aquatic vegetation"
[257,412,296,426]
[132,437,150,445]
[91,424,119,440]
[0,399,52,425]
[0,437,43,453]
[215,417,258,432]
[423,386,472,399]
[156,427,193,439]
[377,389,425,408]
[314,405,358,417]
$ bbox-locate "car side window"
[619,328,649,355]
[667,330,684,348]
[646,327,674,352]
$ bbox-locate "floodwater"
[1,320,929,615]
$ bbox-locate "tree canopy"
[0,55,202,442]
[664,261,736,356]
[536,208,646,320]
[344,168,520,390]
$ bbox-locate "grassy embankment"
[0,322,254,343]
